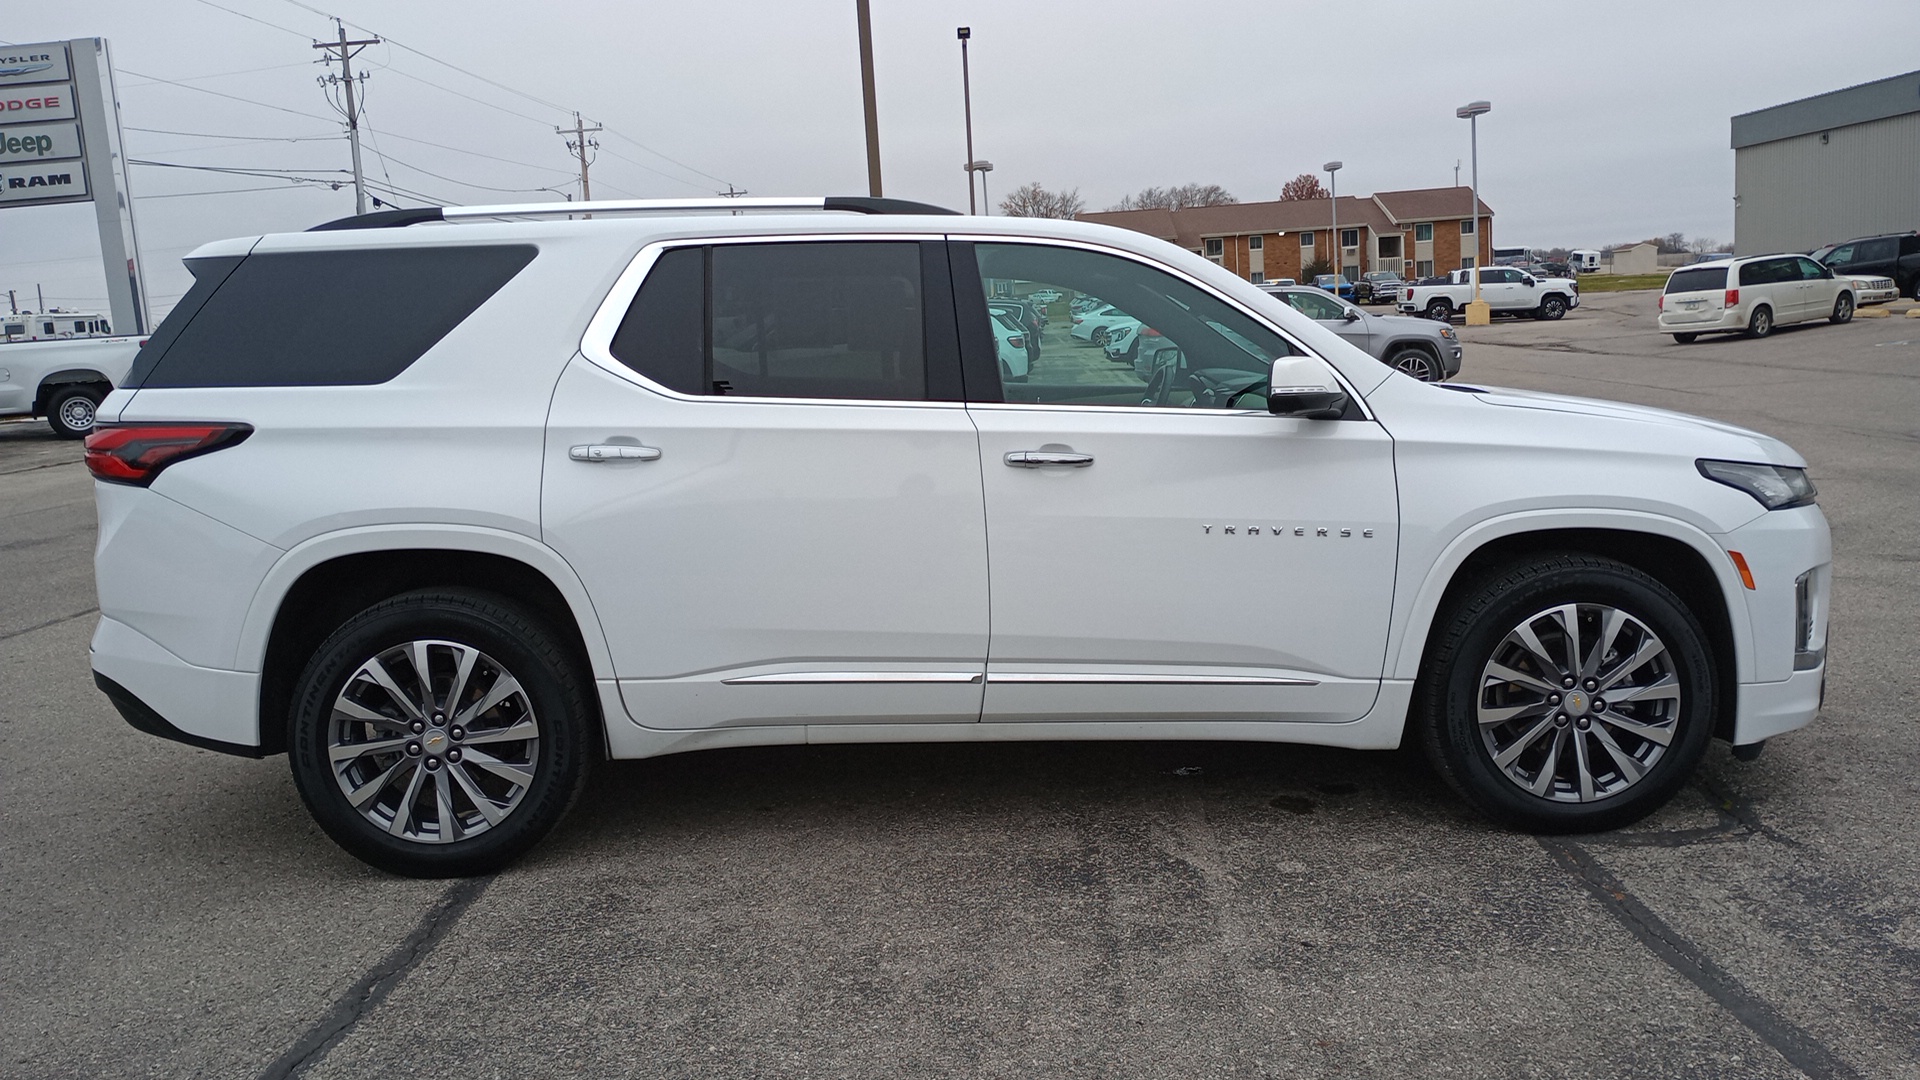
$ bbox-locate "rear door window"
[129,245,536,388]
[610,241,946,402]
[1666,267,1727,293]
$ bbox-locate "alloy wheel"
[1475,603,1680,803]
[326,639,541,844]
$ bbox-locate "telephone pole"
[313,20,379,215]
[557,112,602,212]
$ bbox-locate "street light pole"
[967,160,994,214]
[1455,100,1492,324]
[1324,160,1343,283]
[856,0,883,196]
[958,27,976,214]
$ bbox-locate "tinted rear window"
[132,245,535,388]
[1666,267,1726,293]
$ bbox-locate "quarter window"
[971,242,1298,409]
[610,241,930,401]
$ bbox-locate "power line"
[183,0,314,41]
[119,60,313,86]
[599,126,733,188]
[371,65,559,129]
[143,184,326,199]
[117,65,339,123]
[128,126,336,141]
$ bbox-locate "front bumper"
[1735,663,1825,745]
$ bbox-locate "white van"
[1657,254,1853,342]
[1569,249,1600,273]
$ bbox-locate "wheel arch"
[1391,514,1748,741]
[243,527,614,755]
[33,369,113,413]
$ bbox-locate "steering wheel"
[1186,368,1268,409]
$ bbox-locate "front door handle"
[1005,450,1093,468]
[569,443,661,463]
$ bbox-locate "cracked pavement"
[3,288,1917,1078]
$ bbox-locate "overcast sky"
[5,0,1918,321]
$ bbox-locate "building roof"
[1732,68,1920,149]
[1078,195,1400,248]
[1372,186,1493,223]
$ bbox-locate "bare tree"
[1688,236,1729,254]
[1279,173,1329,201]
[999,182,1086,219]
[1108,183,1237,211]
[1659,232,1689,254]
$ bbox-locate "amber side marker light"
[84,424,253,487]
[1728,550,1757,591]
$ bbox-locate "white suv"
[86,197,1831,876]
[1658,254,1854,342]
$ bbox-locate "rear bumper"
[90,615,263,753]
[1658,308,1742,332]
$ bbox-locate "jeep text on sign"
[0,122,81,165]
[0,89,76,122]
[0,164,88,204]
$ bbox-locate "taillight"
[84,423,252,486]
[1725,288,1739,307]
[1142,327,1163,337]
[1008,335,1024,350]
[1658,295,1665,311]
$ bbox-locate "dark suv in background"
[1811,232,1920,299]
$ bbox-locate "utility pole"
[957,27,975,214]
[856,0,882,196]
[557,112,602,214]
[1454,159,1461,187]
[7,290,14,315]
[313,20,379,215]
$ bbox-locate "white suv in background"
[1658,254,1854,343]
[88,197,1830,876]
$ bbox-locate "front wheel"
[1387,347,1441,381]
[1416,554,1715,833]
[1829,294,1853,324]
[1536,295,1568,320]
[1425,299,1454,322]
[1090,327,1110,348]
[45,386,103,439]
[287,589,594,877]
[1672,333,1699,344]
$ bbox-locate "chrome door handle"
[1005,450,1093,468]
[569,444,661,463]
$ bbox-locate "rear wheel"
[1672,333,1699,344]
[1829,294,1853,324]
[287,589,594,877]
[1387,347,1441,382]
[1425,299,1454,322]
[1745,306,1773,338]
[1417,554,1715,832]
[45,386,103,439]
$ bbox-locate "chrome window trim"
[946,232,1374,420]
[578,231,964,410]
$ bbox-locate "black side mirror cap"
[1344,310,1362,322]
[1268,388,1350,419]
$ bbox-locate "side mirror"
[1267,356,1349,419]
[1522,275,1536,286]
[1343,309,1361,322]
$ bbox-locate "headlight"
[1438,326,1458,341]
[1697,459,1817,510]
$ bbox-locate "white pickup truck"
[1398,266,1580,322]
[0,335,145,437]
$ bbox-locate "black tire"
[1090,327,1110,348]
[1745,305,1773,338]
[1536,295,1568,321]
[1671,333,1699,344]
[45,385,103,439]
[287,589,595,877]
[1416,554,1716,833]
[1425,299,1453,322]
[1386,347,1441,381]
[1829,293,1853,324]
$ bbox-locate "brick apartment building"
[1079,185,1493,283]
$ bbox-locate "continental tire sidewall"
[1422,557,1716,833]
[287,590,593,877]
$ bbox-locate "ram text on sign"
[0,163,88,204]
[0,88,75,122]
[0,48,71,87]
[0,122,81,165]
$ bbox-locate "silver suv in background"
[1260,284,1461,381]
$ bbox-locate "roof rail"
[308,195,960,232]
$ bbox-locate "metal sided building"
[1731,69,1920,255]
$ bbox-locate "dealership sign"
[1,39,150,334]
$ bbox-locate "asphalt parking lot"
[4,288,1918,1079]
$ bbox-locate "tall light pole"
[1324,160,1343,282]
[957,27,976,214]
[856,0,883,196]
[1455,100,1491,325]
[967,160,994,214]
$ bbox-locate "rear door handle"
[569,444,661,463]
[1005,451,1093,468]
